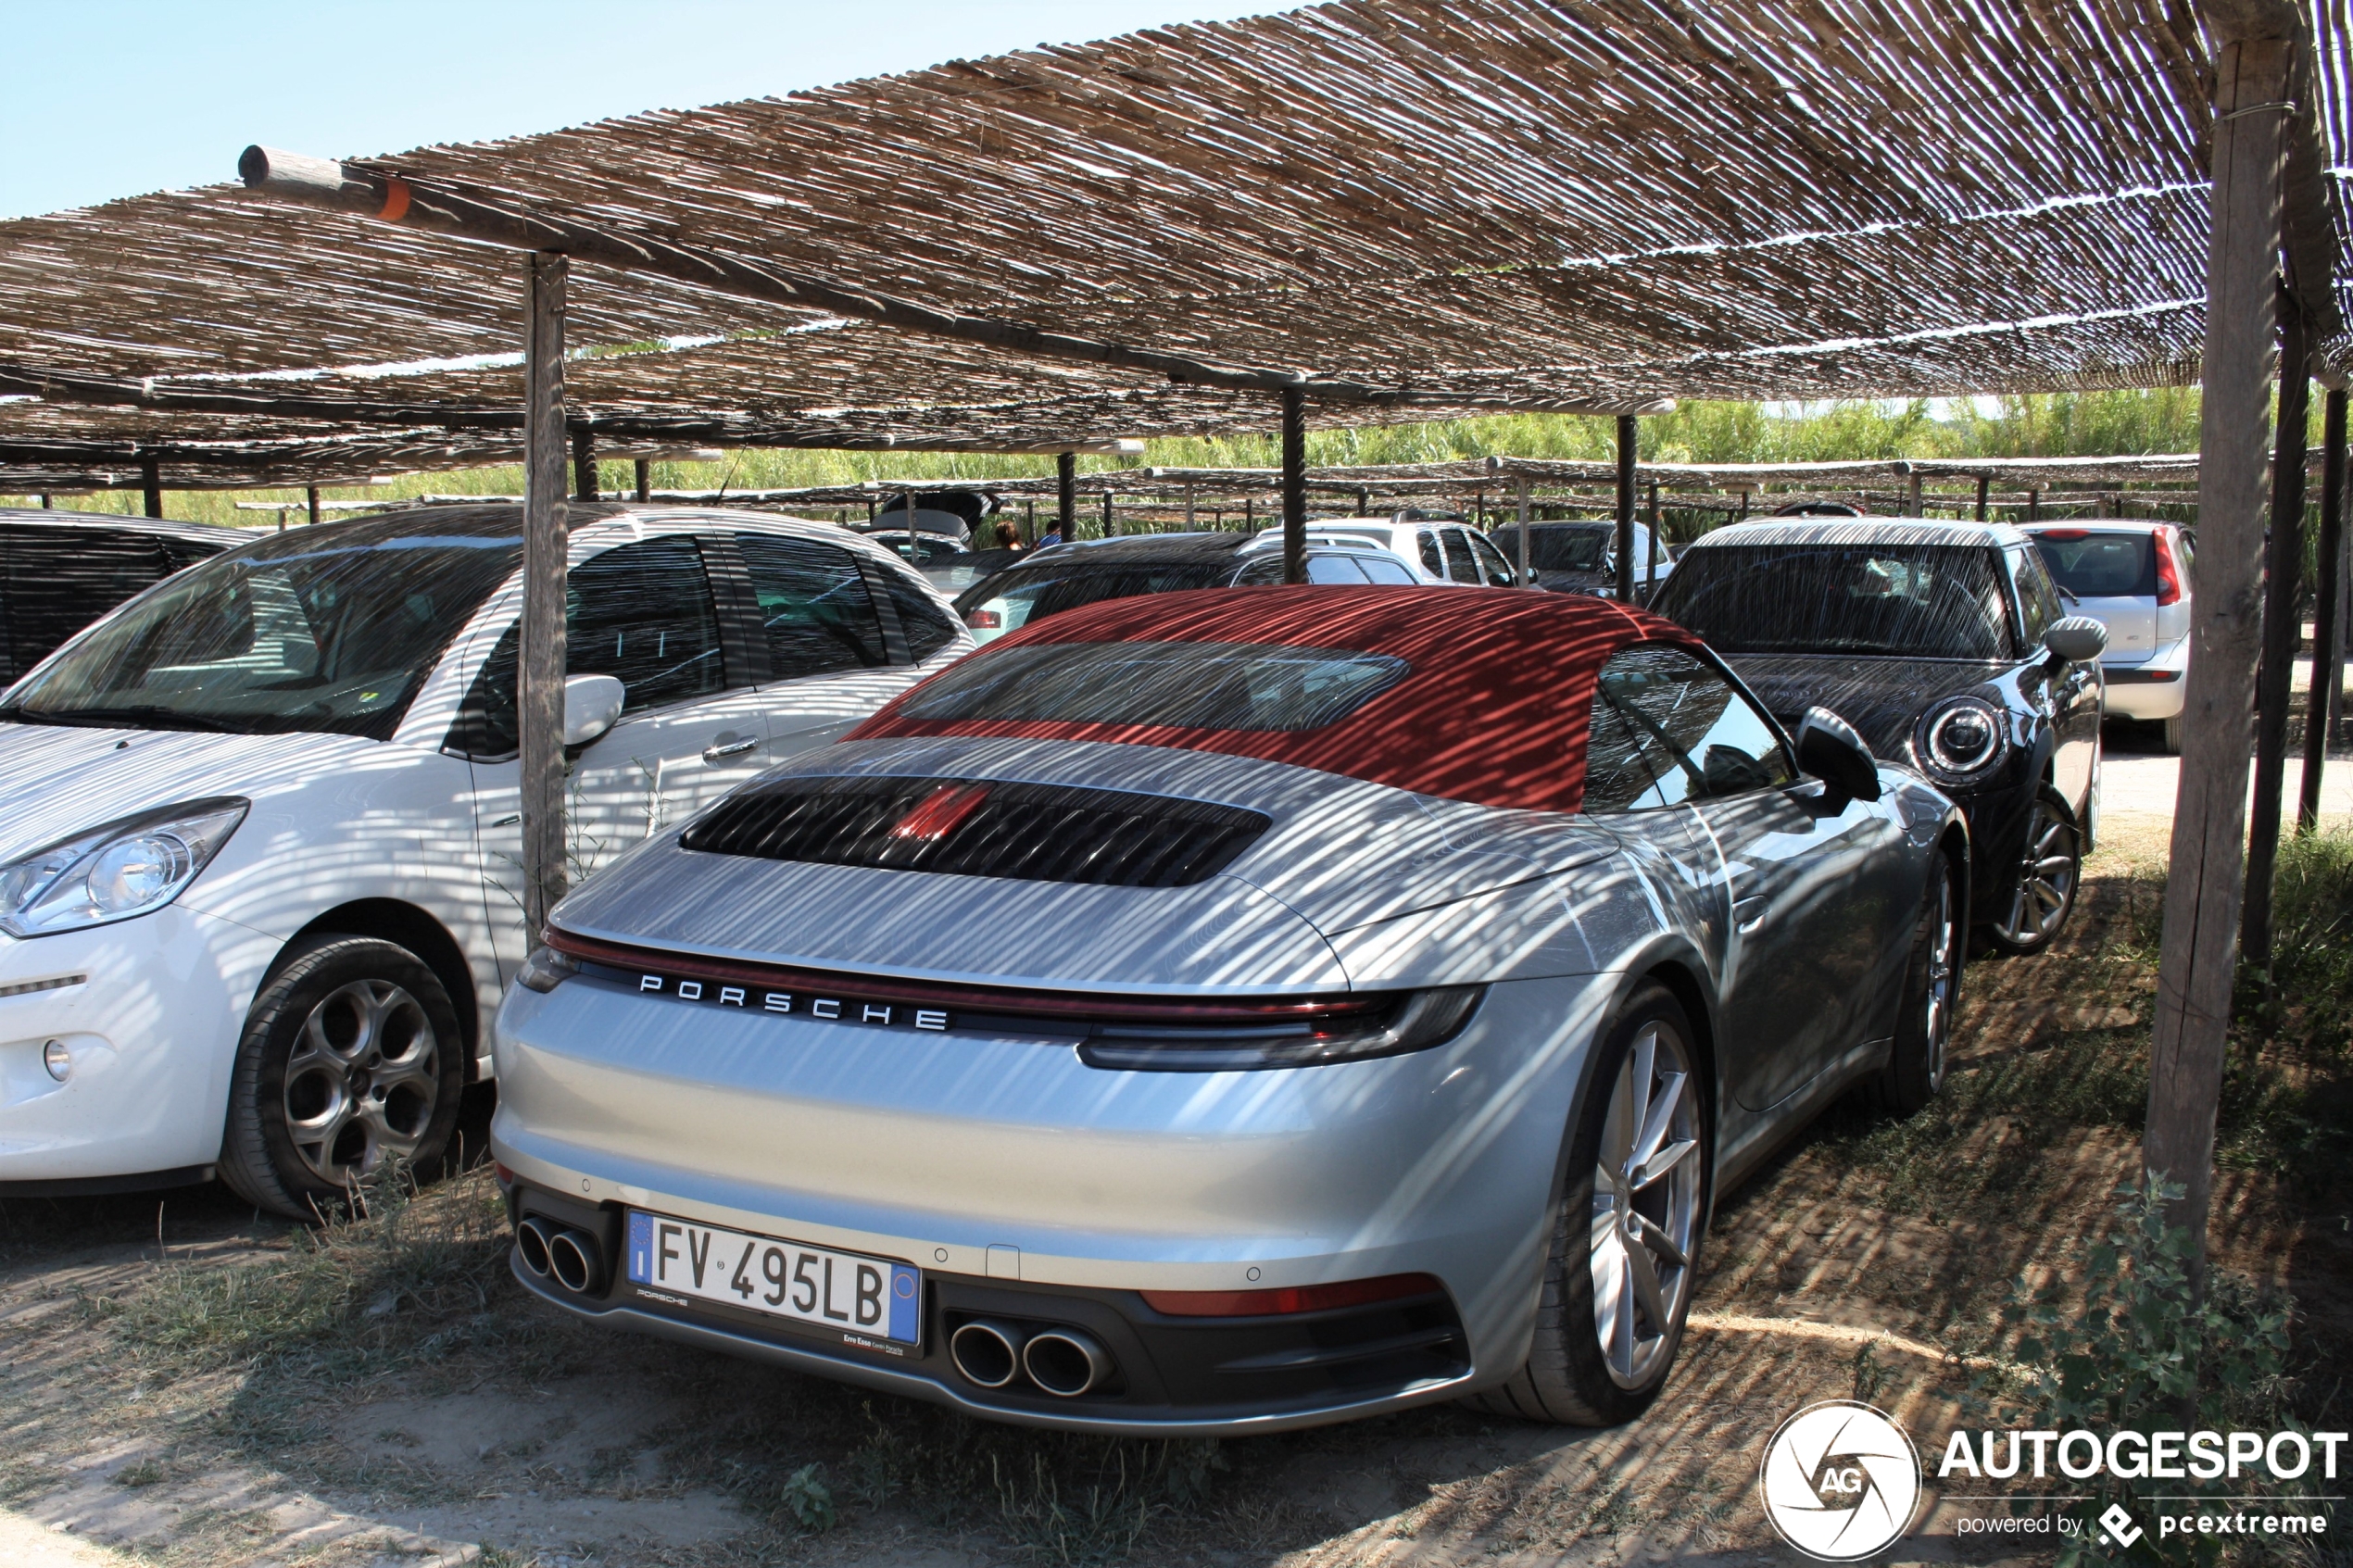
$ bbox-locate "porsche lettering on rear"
[635,972,950,1032]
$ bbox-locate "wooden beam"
[521,253,570,938]
[2302,387,2347,832]
[235,147,1667,417]
[2246,295,2309,969]
[2145,35,2290,1276]
[634,457,651,504]
[1974,475,1990,521]
[1614,415,1637,602]
[141,453,162,519]
[306,484,320,527]
[1281,387,1306,585]
[1055,452,1076,543]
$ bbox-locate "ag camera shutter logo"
[1761,1400,1923,1561]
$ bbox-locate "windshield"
[0,518,522,738]
[1651,542,2014,660]
[899,640,1409,731]
[1490,524,1610,573]
[951,559,1234,643]
[2031,531,2156,598]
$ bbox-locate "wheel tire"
[1866,855,1961,1117]
[1466,981,1707,1426]
[2160,716,2183,755]
[218,935,465,1221]
[1981,785,2081,958]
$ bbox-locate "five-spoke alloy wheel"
[220,935,464,1219]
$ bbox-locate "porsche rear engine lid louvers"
[679,777,1271,888]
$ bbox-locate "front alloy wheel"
[1986,786,2079,955]
[1467,981,1706,1425]
[282,978,442,1185]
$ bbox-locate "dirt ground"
[3,776,2345,1568]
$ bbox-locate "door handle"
[1733,894,1769,935]
[702,735,760,763]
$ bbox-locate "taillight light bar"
[2153,528,2183,606]
[1141,1272,1444,1317]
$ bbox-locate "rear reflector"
[1141,1272,1444,1317]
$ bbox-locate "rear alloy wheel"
[1869,856,1960,1115]
[1467,982,1705,1425]
[1984,786,2080,956]
[219,935,464,1220]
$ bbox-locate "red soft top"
[848,585,1705,814]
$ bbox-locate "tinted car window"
[1441,528,1482,583]
[1358,554,1416,584]
[1306,555,1369,583]
[954,559,1234,635]
[875,563,959,662]
[736,533,887,678]
[900,641,1408,732]
[2011,546,2062,644]
[1582,699,1662,812]
[2032,532,2153,598]
[1491,523,1609,573]
[2,526,177,684]
[6,524,520,739]
[1417,530,1444,578]
[1232,556,1286,586]
[1595,646,1793,808]
[1466,531,1518,587]
[1652,543,2015,660]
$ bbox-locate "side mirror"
[2043,615,2108,665]
[1795,707,1882,803]
[562,673,626,746]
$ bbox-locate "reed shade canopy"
[0,0,2347,498]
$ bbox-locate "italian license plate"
[624,1210,920,1348]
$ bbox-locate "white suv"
[1249,517,1521,586]
[0,503,968,1213]
[2024,522,2193,750]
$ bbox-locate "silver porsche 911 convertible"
[491,585,1967,1436]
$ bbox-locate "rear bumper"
[2101,642,2188,721]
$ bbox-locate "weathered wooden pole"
[634,458,651,503]
[306,485,321,527]
[2244,295,2309,971]
[2027,488,2040,521]
[141,453,162,519]
[2302,387,2347,831]
[1645,481,1662,597]
[1906,472,1923,515]
[1356,486,1370,517]
[572,426,598,503]
[1101,489,1114,536]
[521,254,571,937]
[2145,34,2291,1275]
[1184,485,1196,531]
[1281,387,1307,584]
[1056,453,1076,543]
[1975,475,1991,521]
[1516,478,1531,586]
[1614,415,1637,602]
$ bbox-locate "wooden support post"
[2145,35,2290,1275]
[573,426,598,503]
[2301,387,2347,832]
[1614,415,1637,602]
[141,453,162,519]
[1906,472,1923,515]
[1356,486,1369,517]
[634,458,651,503]
[521,253,571,939]
[1023,499,1034,541]
[2245,295,2309,971]
[37,494,50,508]
[1975,475,1991,521]
[1280,387,1307,585]
[2027,489,2040,521]
[306,485,321,527]
[1101,490,1114,536]
[1244,496,1253,527]
[1645,481,1662,598]
[1056,452,1076,543]
[1516,478,1531,586]
[1184,485,1196,531]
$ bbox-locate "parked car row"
[0,496,2120,1441]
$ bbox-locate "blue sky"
[0,2,1277,220]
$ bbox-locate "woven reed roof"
[0,0,2345,483]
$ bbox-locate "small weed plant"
[1976,1175,2296,1567]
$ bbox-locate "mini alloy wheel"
[1872,856,1961,1114]
[1986,787,2078,955]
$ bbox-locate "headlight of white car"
[0,797,249,938]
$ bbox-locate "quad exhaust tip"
[1022,1328,1112,1397]
[514,1215,556,1279]
[949,1319,1025,1388]
[547,1228,605,1295]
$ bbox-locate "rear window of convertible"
[897,640,1410,732]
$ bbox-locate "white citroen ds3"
[0,503,967,1215]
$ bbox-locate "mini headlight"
[0,798,247,938]
[1918,698,2007,782]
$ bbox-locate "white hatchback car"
[0,503,967,1213]
[1250,518,1521,587]
[2022,522,2193,750]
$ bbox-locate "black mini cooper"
[1650,517,2107,955]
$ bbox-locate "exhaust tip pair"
[515,1215,606,1296]
[949,1319,1114,1398]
